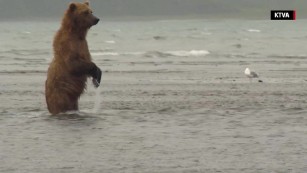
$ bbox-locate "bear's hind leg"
[46,92,79,115]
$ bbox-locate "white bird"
[244,67,258,82]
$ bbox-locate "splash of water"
[93,85,102,113]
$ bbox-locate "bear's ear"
[69,3,77,12]
[84,1,90,6]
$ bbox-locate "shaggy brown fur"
[45,1,101,115]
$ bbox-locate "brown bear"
[45,1,102,115]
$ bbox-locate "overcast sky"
[0,0,306,21]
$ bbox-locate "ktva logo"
[271,10,296,20]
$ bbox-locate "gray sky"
[0,0,306,21]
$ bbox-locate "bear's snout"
[93,17,100,25]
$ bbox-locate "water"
[0,19,307,173]
[92,82,103,113]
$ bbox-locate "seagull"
[244,67,258,82]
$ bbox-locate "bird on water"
[244,67,259,82]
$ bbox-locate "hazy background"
[0,0,306,21]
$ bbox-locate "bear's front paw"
[92,78,99,88]
[92,67,102,88]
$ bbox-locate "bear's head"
[66,1,100,29]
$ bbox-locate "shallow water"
[1,20,307,173]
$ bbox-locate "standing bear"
[45,1,102,115]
